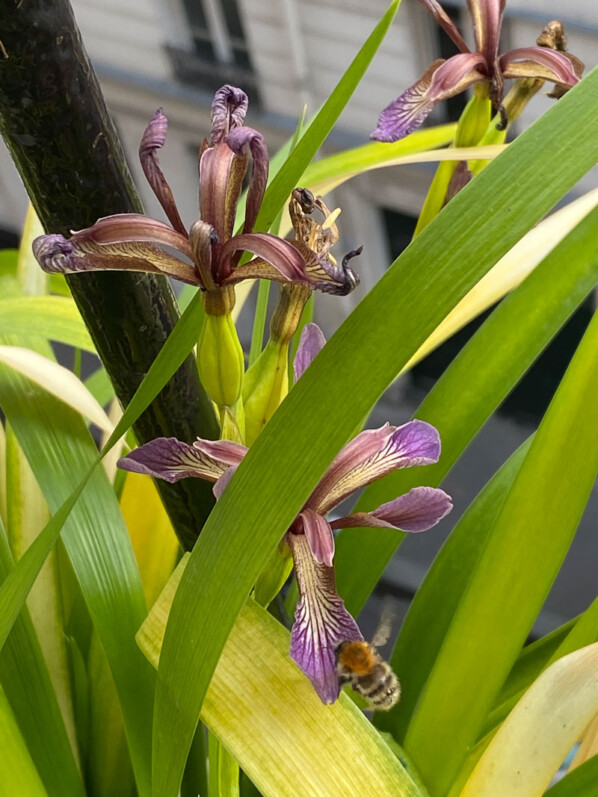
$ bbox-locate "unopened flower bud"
[197,312,244,409]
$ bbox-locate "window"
[170,0,258,102]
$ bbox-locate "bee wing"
[371,604,395,648]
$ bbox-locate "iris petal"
[371,54,487,142]
[117,436,236,483]
[331,486,453,532]
[293,323,327,382]
[300,509,335,567]
[310,420,441,515]
[139,109,187,236]
[288,533,362,704]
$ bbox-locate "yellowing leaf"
[120,473,179,607]
[461,643,598,796]
[0,347,114,435]
[403,187,598,372]
[137,557,422,797]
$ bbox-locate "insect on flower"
[336,609,400,710]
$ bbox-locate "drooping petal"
[221,232,309,284]
[226,127,269,236]
[287,532,362,704]
[139,109,187,236]
[32,233,200,286]
[309,420,441,515]
[371,54,487,142]
[299,509,335,567]
[331,486,453,532]
[293,323,327,382]
[117,436,238,483]
[417,0,470,53]
[210,85,248,144]
[67,213,194,257]
[467,0,505,64]
[500,47,581,86]
[290,241,361,296]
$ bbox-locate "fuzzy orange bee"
[335,612,400,710]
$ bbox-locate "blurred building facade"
[1,0,597,632]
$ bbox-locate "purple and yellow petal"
[293,323,327,382]
[331,486,453,532]
[499,47,581,86]
[371,53,487,142]
[467,0,505,64]
[290,241,361,296]
[310,420,441,514]
[117,437,234,483]
[139,109,187,236]
[221,232,309,283]
[299,509,335,567]
[32,233,199,285]
[287,533,362,704]
[417,0,470,53]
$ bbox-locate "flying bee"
[335,610,400,710]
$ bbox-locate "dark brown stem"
[0,0,218,550]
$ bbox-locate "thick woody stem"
[0,0,218,550]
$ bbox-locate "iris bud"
[197,312,244,409]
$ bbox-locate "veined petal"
[293,323,327,383]
[290,241,361,296]
[467,0,505,64]
[500,47,581,86]
[210,85,248,144]
[199,142,247,259]
[309,420,441,515]
[193,438,248,466]
[68,213,193,258]
[221,233,309,283]
[288,533,362,704]
[139,109,187,236]
[331,487,453,532]
[417,0,470,53]
[371,54,487,142]
[226,127,269,236]
[299,509,335,567]
[32,233,200,285]
[117,437,241,483]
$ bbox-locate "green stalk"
[0,0,218,550]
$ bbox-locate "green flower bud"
[455,85,492,148]
[197,312,245,409]
[243,338,289,446]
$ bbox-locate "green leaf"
[253,0,402,234]
[402,303,598,793]
[208,732,239,797]
[0,368,155,797]
[336,191,598,618]
[481,597,598,737]
[300,124,456,194]
[376,438,531,740]
[138,557,422,797]
[0,519,85,797]
[545,757,598,796]
[152,68,598,797]
[0,296,94,351]
[0,687,48,797]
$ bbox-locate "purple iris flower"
[32,86,354,297]
[117,324,452,704]
[371,0,582,142]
